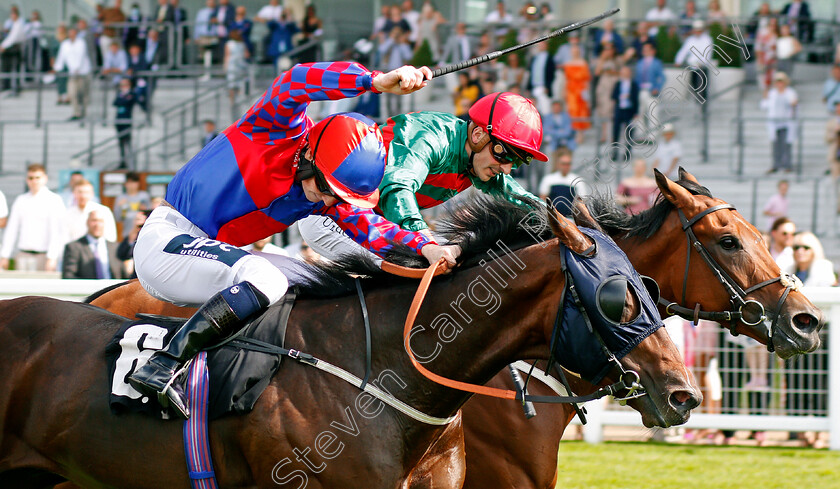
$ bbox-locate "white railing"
[0,277,125,302]
[573,287,840,450]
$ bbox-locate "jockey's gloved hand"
[421,243,461,270]
[373,65,433,95]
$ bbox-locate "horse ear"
[654,168,696,211]
[678,167,699,184]
[548,208,595,256]
[571,198,603,232]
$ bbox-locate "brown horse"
[457,169,824,489]
[0,197,700,489]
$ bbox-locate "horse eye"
[720,236,739,251]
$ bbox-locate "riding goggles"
[489,137,534,168]
[300,152,337,198]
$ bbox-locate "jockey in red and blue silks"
[129,62,460,419]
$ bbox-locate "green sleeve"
[379,140,437,232]
[473,174,542,208]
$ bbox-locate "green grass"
[555,441,840,489]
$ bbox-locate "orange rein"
[385,259,519,401]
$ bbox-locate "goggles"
[489,137,534,168]
[300,151,337,198]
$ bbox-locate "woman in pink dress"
[615,159,658,214]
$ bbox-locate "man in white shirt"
[645,0,677,36]
[53,28,93,120]
[65,179,118,244]
[675,20,714,102]
[401,0,420,43]
[101,42,129,86]
[0,164,67,272]
[255,0,283,22]
[0,6,26,92]
[484,1,513,39]
[538,147,590,217]
[652,123,683,180]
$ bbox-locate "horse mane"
[305,195,551,295]
[583,178,713,240]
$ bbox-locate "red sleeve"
[316,203,435,257]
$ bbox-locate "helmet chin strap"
[466,122,490,177]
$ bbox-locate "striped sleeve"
[237,61,381,143]
[316,203,434,257]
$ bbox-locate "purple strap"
[183,351,219,489]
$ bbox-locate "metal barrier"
[730,116,830,177]
[574,286,840,450]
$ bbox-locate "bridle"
[658,203,801,353]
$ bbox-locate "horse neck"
[381,241,564,420]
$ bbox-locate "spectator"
[780,0,812,43]
[255,0,283,23]
[230,6,253,58]
[152,0,172,62]
[379,27,413,116]
[538,147,589,217]
[250,235,289,256]
[769,216,796,272]
[62,209,126,279]
[593,19,624,57]
[415,1,444,57]
[497,51,525,92]
[0,5,25,92]
[822,64,840,114]
[126,42,150,109]
[0,190,7,235]
[789,232,836,286]
[75,18,99,72]
[144,27,165,69]
[194,0,217,78]
[824,101,840,213]
[53,27,93,121]
[265,10,299,68]
[52,23,71,105]
[564,44,591,143]
[774,23,800,78]
[515,2,539,48]
[24,10,48,73]
[212,0,235,61]
[452,71,480,119]
[762,180,789,232]
[527,41,555,115]
[439,22,473,93]
[761,71,797,174]
[484,1,513,40]
[114,77,138,168]
[645,0,677,37]
[60,171,87,208]
[298,4,322,64]
[201,119,218,147]
[99,0,126,55]
[616,159,658,215]
[101,41,129,85]
[594,42,621,144]
[652,123,682,180]
[170,0,189,63]
[755,16,778,93]
[627,21,657,61]
[225,28,249,108]
[123,3,147,49]
[542,99,576,153]
[113,171,151,238]
[706,0,728,24]
[679,0,700,37]
[401,0,420,44]
[538,2,554,24]
[116,208,148,278]
[610,64,639,162]
[675,20,713,103]
[635,42,665,140]
[0,163,66,272]
[65,179,118,243]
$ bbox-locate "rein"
[658,204,800,353]
[400,253,645,406]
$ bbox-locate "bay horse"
[457,168,824,489]
[0,197,700,489]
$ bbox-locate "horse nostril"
[670,390,700,413]
[793,313,821,334]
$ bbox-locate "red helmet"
[468,92,548,162]
[307,113,386,209]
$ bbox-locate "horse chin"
[771,310,822,359]
[772,327,819,359]
[629,393,693,429]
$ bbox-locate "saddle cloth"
[106,292,295,420]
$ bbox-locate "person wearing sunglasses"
[128,61,460,419]
[299,91,548,262]
[789,231,836,287]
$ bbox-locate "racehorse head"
[580,169,822,359]
[544,206,700,428]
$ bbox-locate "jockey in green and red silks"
[300,92,548,260]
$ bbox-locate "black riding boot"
[128,282,269,418]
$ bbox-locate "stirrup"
[159,361,192,419]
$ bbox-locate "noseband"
[658,203,800,353]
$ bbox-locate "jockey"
[299,91,548,262]
[129,62,460,419]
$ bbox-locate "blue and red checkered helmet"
[307,113,385,209]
